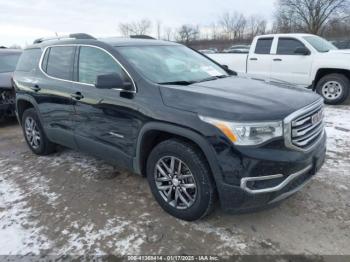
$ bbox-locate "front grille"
[285,100,325,151]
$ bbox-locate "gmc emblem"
[311,110,323,125]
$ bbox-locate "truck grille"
[285,100,325,151]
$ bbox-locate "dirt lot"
[0,104,349,256]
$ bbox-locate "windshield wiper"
[158,80,195,86]
[194,75,229,83]
[159,75,230,86]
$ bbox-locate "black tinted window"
[16,49,41,72]
[277,38,305,55]
[255,38,273,54]
[78,46,127,85]
[0,54,21,73]
[46,46,75,80]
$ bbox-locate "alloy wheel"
[154,156,197,210]
[24,117,41,149]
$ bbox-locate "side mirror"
[294,47,310,56]
[95,73,133,91]
[222,65,237,76]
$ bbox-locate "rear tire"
[22,108,56,155]
[316,73,349,105]
[146,139,216,221]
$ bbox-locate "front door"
[270,37,313,87]
[71,45,143,169]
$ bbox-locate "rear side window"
[16,49,41,72]
[0,54,21,73]
[45,46,75,80]
[277,38,305,55]
[255,38,273,54]
[78,46,128,85]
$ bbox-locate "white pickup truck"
[208,33,350,104]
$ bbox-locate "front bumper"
[215,132,326,213]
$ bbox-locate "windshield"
[303,36,337,53]
[116,45,228,84]
[0,54,21,73]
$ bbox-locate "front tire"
[22,108,56,155]
[146,139,216,221]
[316,73,349,105]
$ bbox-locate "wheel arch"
[134,122,223,186]
[313,68,350,90]
[16,95,41,125]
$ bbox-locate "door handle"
[273,58,282,62]
[71,92,84,100]
[30,84,41,92]
[250,58,258,61]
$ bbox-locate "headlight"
[199,115,283,146]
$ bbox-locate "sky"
[0,0,275,47]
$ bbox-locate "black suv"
[13,34,326,221]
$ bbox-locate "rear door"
[34,45,78,148]
[246,37,274,80]
[270,37,313,86]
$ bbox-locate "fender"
[133,122,224,187]
[15,94,43,126]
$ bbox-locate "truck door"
[270,37,313,87]
[246,37,274,81]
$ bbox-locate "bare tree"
[235,14,247,39]
[163,27,173,41]
[219,12,236,39]
[210,22,220,40]
[119,19,152,36]
[219,12,247,40]
[275,0,350,34]
[176,25,199,44]
[247,15,267,38]
[156,20,162,39]
[323,16,350,38]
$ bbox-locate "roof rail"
[130,35,155,40]
[33,33,96,44]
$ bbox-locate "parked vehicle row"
[222,45,250,53]
[208,34,350,105]
[13,33,326,220]
[0,48,22,121]
[332,40,350,50]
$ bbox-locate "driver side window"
[78,46,128,85]
[277,38,306,55]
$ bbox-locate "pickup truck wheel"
[316,74,349,104]
[146,139,216,221]
[22,108,56,155]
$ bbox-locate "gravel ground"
[0,104,349,256]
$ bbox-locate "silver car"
[0,48,22,121]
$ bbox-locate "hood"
[328,49,350,55]
[160,77,321,122]
[0,72,13,89]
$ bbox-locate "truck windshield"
[0,54,21,73]
[116,45,228,85]
[303,36,337,53]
